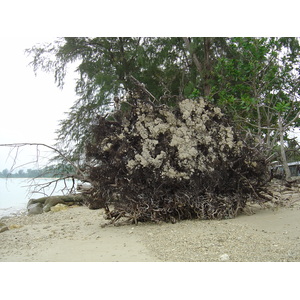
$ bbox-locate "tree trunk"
[182,37,213,98]
[278,114,291,180]
[203,37,212,97]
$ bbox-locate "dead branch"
[0,142,88,181]
[128,75,158,104]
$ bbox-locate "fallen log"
[27,194,87,214]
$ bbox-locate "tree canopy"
[26,37,300,177]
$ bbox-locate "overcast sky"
[0,37,77,171]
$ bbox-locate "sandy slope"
[1,202,300,262]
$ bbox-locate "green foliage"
[27,37,300,162]
[187,88,201,99]
[213,37,300,152]
[275,101,291,113]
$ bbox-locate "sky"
[0,37,77,171]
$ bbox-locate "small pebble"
[219,254,230,261]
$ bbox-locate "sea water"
[0,178,76,218]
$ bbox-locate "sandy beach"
[1,194,300,262]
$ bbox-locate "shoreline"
[0,177,77,219]
[1,202,300,262]
[0,207,27,220]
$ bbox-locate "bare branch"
[128,75,158,104]
[0,143,88,181]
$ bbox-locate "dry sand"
[1,199,300,262]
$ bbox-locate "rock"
[50,203,69,212]
[219,253,230,261]
[0,222,9,233]
[27,203,44,215]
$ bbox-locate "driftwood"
[27,194,87,214]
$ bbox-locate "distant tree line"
[0,164,75,178]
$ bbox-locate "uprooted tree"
[82,97,270,224]
[23,37,300,223]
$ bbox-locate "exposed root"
[84,98,270,224]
